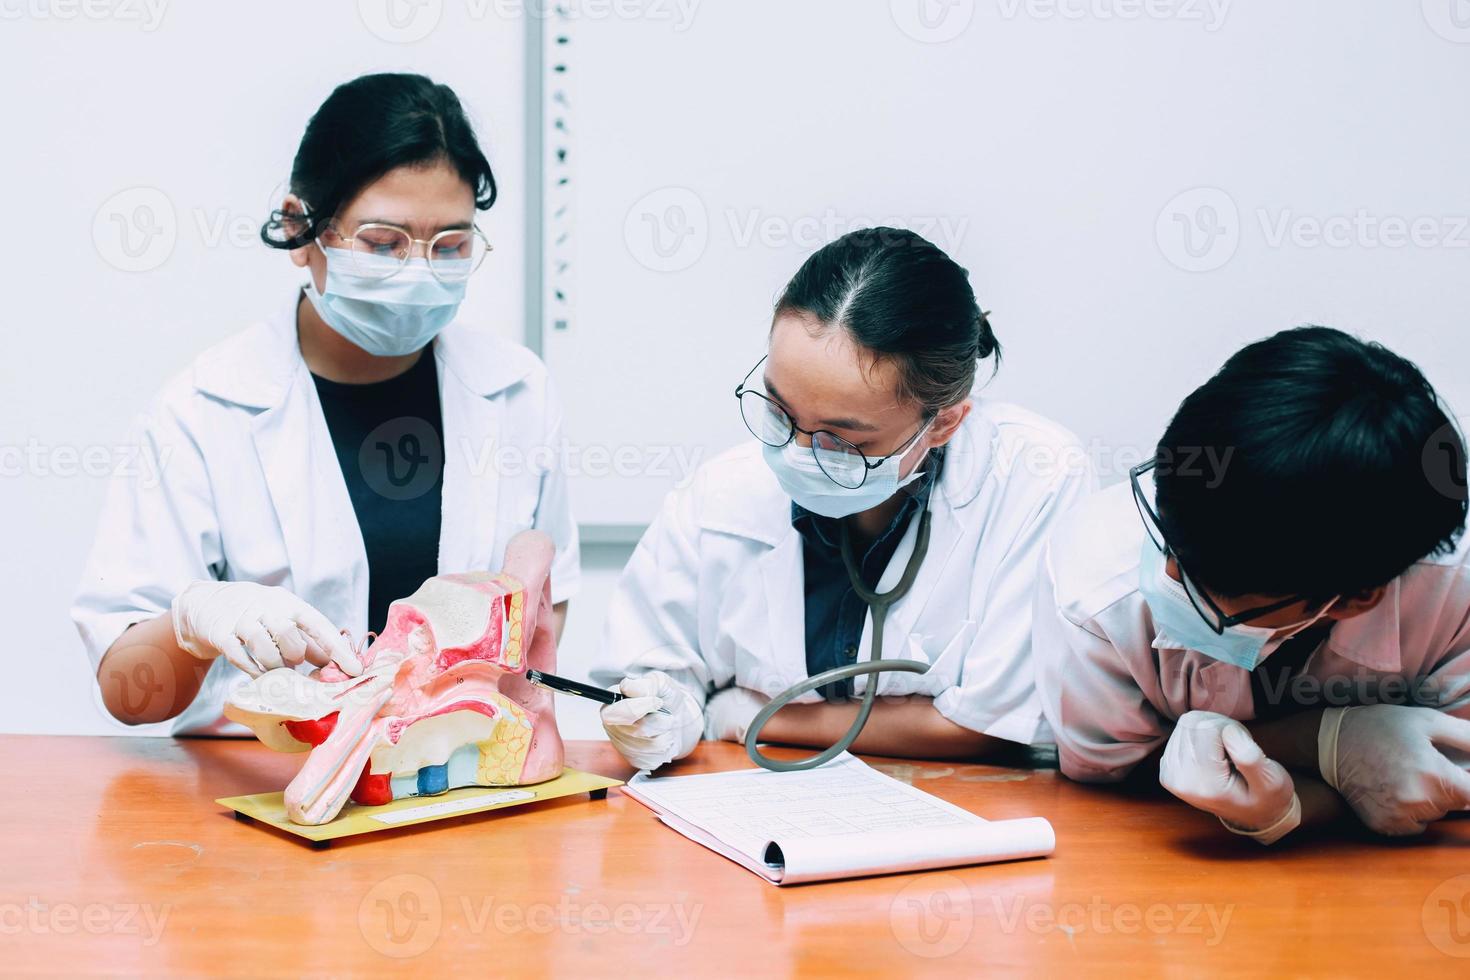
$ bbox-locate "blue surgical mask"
[304,246,467,357]
[1138,541,1337,670]
[762,435,931,519]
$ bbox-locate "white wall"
[543,0,1470,526]
[555,545,637,739]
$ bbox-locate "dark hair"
[1154,326,1467,602]
[773,227,999,413]
[260,73,497,249]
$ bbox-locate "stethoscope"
[742,489,937,773]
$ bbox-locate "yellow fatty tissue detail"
[475,692,534,785]
[489,574,527,671]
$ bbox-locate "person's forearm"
[96,613,208,725]
[1247,709,1325,770]
[1245,711,1358,833]
[1292,772,1349,831]
[757,696,999,761]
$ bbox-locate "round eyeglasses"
[317,222,493,284]
[1130,458,1308,633]
[735,355,931,490]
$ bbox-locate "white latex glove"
[703,686,771,744]
[1160,710,1301,845]
[171,581,361,678]
[599,670,703,771]
[1318,705,1470,836]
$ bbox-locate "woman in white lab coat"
[593,228,1094,770]
[74,74,578,732]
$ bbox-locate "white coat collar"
[696,399,996,548]
[191,288,533,408]
[1315,577,1405,673]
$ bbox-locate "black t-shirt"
[312,350,445,633]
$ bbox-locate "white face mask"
[762,423,932,519]
[1139,541,1340,670]
[304,246,467,357]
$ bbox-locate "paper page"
[623,753,1054,884]
[771,819,1056,884]
[651,812,784,883]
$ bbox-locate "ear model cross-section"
[226,531,565,825]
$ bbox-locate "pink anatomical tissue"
[225,531,565,825]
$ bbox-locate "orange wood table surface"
[2,735,1468,977]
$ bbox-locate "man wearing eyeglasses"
[1034,326,1470,844]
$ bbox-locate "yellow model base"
[217,768,623,845]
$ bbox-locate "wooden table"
[3,736,1467,976]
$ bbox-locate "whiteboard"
[538,0,1470,533]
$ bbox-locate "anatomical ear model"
[225,531,564,825]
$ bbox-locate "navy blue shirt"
[792,451,942,702]
[313,349,445,633]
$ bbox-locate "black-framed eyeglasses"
[1130,459,1306,634]
[735,355,932,490]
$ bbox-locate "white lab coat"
[1034,482,1470,782]
[72,289,580,735]
[591,399,1096,745]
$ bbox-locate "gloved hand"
[703,686,771,744]
[599,671,703,771]
[1160,710,1301,845]
[1318,705,1470,836]
[172,581,361,678]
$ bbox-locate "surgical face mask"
[762,426,931,519]
[1138,542,1338,670]
[303,246,468,357]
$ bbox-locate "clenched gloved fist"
[1160,710,1301,845]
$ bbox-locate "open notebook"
[622,753,1055,885]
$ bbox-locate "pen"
[527,669,671,714]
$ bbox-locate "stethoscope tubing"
[744,504,935,771]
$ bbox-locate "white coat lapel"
[432,324,537,575]
[436,357,502,574]
[757,528,810,697]
[870,492,966,643]
[249,360,369,635]
[858,416,993,671]
[195,292,371,634]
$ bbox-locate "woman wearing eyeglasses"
[592,228,1094,770]
[74,74,579,731]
